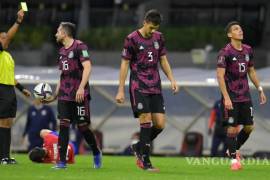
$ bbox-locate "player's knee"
[60,119,70,128]
[227,127,238,137]
[77,123,90,133]
[243,125,254,134]
[139,113,152,123]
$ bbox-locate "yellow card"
[21,2,28,12]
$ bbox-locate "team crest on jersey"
[153,41,159,49]
[228,117,234,124]
[245,54,250,62]
[68,51,74,58]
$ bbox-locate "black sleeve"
[0,42,3,51]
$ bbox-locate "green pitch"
[0,154,269,180]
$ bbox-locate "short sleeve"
[121,37,134,60]
[248,47,254,67]
[159,34,167,56]
[77,43,91,63]
[217,49,227,68]
[0,42,3,51]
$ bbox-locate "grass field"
[0,154,269,180]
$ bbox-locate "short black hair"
[60,22,76,37]
[144,9,162,26]
[225,21,241,34]
[29,147,46,163]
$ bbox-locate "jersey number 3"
[148,51,153,62]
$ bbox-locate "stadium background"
[1,0,270,156]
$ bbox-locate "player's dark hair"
[60,22,76,37]
[225,21,241,34]
[29,147,46,163]
[144,9,162,26]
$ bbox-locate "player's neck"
[230,39,242,51]
[138,28,150,38]
[63,38,74,49]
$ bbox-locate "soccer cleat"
[143,162,160,172]
[0,158,17,165]
[93,151,102,169]
[0,158,9,165]
[131,143,144,169]
[230,159,242,171]
[53,161,67,169]
[8,158,17,164]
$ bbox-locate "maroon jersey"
[122,30,167,95]
[217,43,254,102]
[58,40,91,101]
[43,132,74,164]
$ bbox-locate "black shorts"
[0,84,17,118]
[221,100,253,126]
[130,90,165,118]
[57,99,91,125]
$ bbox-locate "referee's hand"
[115,91,125,104]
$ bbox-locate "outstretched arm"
[1,9,24,49]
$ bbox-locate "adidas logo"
[139,45,144,50]
[232,57,237,61]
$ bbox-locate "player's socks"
[139,122,152,168]
[79,127,100,155]
[58,120,70,163]
[150,126,163,141]
[1,128,11,159]
[0,127,5,159]
[236,129,250,150]
[226,136,237,159]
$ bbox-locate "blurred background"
[1,0,270,157]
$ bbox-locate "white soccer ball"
[33,83,53,100]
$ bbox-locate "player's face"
[228,25,243,41]
[55,26,66,43]
[143,21,159,38]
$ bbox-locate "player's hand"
[259,91,267,105]
[76,87,84,103]
[17,9,24,23]
[115,91,125,104]
[171,80,179,94]
[224,97,233,110]
[22,89,31,97]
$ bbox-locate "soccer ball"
[33,83,53,100]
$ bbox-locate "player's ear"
[227,32,232,38]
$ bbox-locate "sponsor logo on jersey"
[153,41,159,49]
[68,51,74,58]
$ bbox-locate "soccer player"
[29,129,74,164]
[216,21,267,170]
[0,9,31,165]
[44,22,102,169]
[115,9,179,172]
